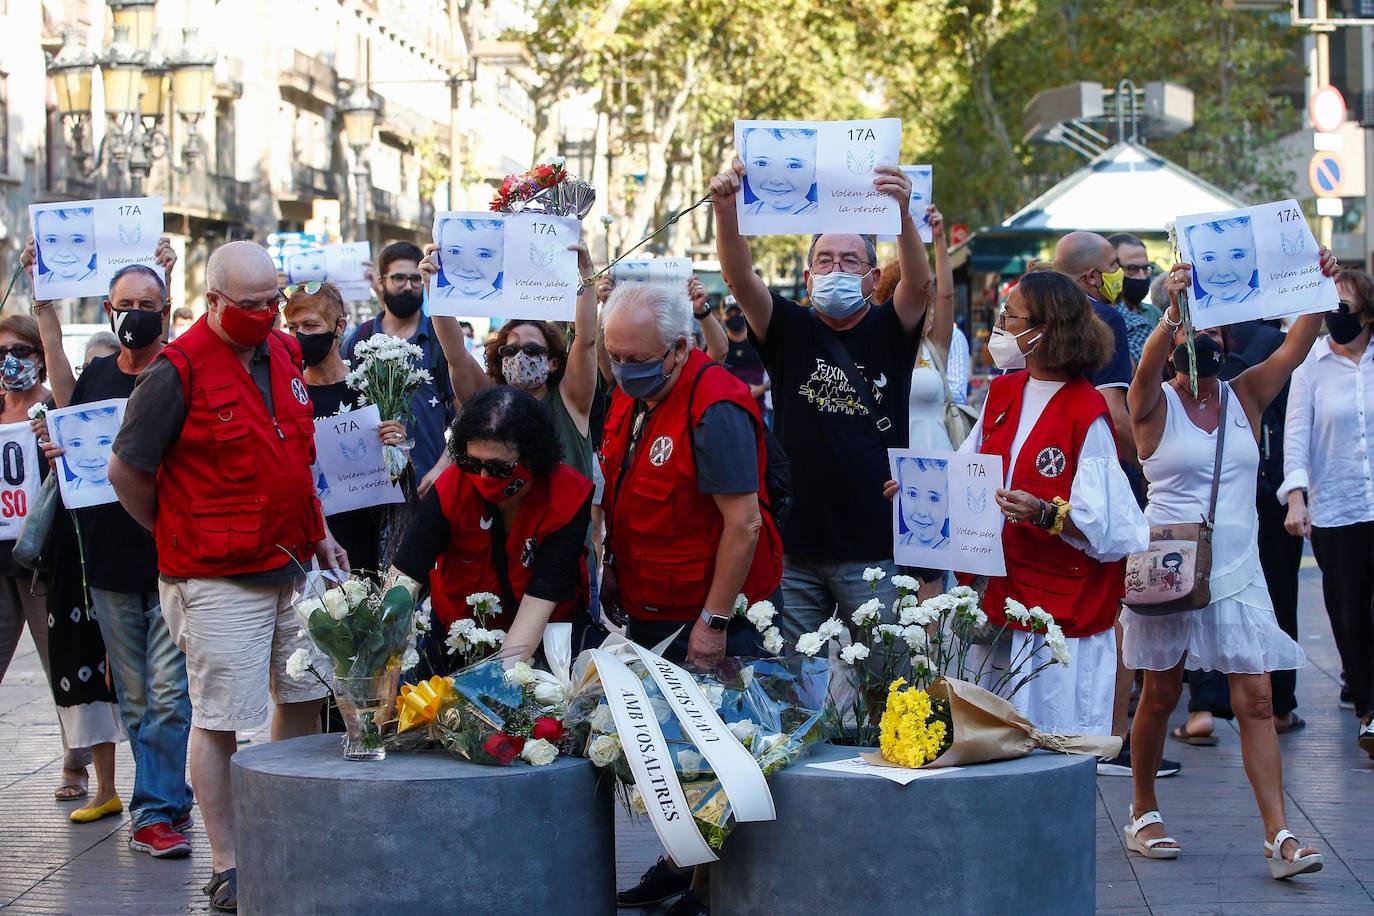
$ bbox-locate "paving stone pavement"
[1,559,1371,914]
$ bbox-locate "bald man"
[110,241,346,909]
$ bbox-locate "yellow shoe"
[70,795,123,823]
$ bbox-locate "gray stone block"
[231,733,614,916]
[712,744,1096,916]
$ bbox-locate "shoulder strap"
[1206,386,1229,525]
[806,310,893,446]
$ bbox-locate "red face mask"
[218,301,280,348]
[470,464,531,504]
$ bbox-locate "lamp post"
[338,82,380,244]
[47,30,98,174]
[166,27,216,168]
[107,0,158,53]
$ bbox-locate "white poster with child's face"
[29,197,163,300]
[312,404,406,516]
[879,165,933,244]
[0,422,40,538]
[1175,199,1337,330]
[286,242,373,301]
[428,212,581,321]
[48,398,127,510]
[734,119,902,236]
[889,449,1005,577]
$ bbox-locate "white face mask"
[987,325,1041,371]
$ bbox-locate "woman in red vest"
[393,386,592,673]
[961,269,1148,735]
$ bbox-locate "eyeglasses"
[0,344,36,360]
[996,310,1036,329]
[212,289,284,312]
[811,255,872,275]
[385,273,424,288]
[1121,262,1153,278]
[283,281,324,298]
[497,343,549,359]
[455,454,519,478]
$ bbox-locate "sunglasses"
[497,343,549,359]
[0,345,37,360]
[455,454,519,478]
[283,281,325,299]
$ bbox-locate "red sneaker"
[129,822,192,859]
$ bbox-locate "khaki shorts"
[159,577,328,731]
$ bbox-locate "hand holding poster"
[286,242,373,300]
[312,404,406,516]
[0,422,40,538]
[428,212,581,320]
[889,449,1005,577]
[733,119,902,236]
[48,398,127,510]
[879,165,933,244]
[1174,199,1337,330]
[29,197,163,300]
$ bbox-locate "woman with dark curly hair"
[958,268,1148,735]
[393,386,592,670]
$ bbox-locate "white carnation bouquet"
[345,333,431,481]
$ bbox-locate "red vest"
[978,372,1125,638]
[154,317,323,578]
[599,348,783,622]
[430,462,592,629]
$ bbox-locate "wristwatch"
[700,609,730,631]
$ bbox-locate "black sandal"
[203,868,237,912]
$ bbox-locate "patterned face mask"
[1,355,39,392]
[501,352,551,390]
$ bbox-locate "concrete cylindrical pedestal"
[712,744,1096,916]
[232,733,614,916]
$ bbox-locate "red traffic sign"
[1310,85,1346,133]
[1309,152,1345,198]
[950,223,970,246]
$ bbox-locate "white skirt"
[965,628,1116,736]
[1120,593,1305,674]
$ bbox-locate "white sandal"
[1123,805,1180,860]
[1264,829,1323,880]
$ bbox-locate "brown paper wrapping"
[861,677,1122,770]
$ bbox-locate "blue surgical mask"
[810,268,872,320]
[611,343,678,400]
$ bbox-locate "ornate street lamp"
[139,41,168,122]
[167,27,215,125]
[100,26,145,124]
[48,30,96,122]
[338,82,380,243]
[108,0,158,53]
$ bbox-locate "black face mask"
[1121,276,1151,306]
[1171,333,1223,378]
[1327,303,1367,346]
[725,314,747,333]
[110,308,165,350]
[295,329,338,367]
[384,289,424,320]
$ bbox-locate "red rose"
[532,716,565,742]
[482,733,525,765]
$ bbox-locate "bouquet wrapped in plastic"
[490,156,596,219]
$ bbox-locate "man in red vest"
[599,283,782,672]
[110,241,347,914]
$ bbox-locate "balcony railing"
[371,186,434,230]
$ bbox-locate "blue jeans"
[91,588,193,829]
[779,556,900,646]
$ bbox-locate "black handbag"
[11,474,60,574]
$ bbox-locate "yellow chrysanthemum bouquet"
[877,678,952,768]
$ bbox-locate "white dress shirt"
[1279,335,1374,528]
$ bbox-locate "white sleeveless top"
[908,343,954,451]
[1142,382,1270,608]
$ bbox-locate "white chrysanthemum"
[400,647,419,671]
[839,643,870,665]
[902,626,929,652]
[862,567,886,584]
[795,632,825,657]
[852,598,882,627]
[762,628,784,655]
[413,603,432,634]
[26,403,47,420]
[341,578,369,607]
[1027,606,1054,629]
[1004,598,1032,623]
[590,704,616,734]
[728,720,758,744]
[891,574,920,592]
[816,617,845,641]
[521,738,559,766]
[589,735,621,767]
[295,597,324,627]
[734,594,749,615]
[285,647,312,680]
[1045,624,1071,665]
[745,600,777,631]
[445,618,476,654]
[875,623,904,643]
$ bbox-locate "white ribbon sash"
[589,649,717,867]
[627,642,776,822]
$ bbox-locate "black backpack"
[686,362,792,531]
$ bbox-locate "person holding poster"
[1119,251,1336,878]
[285,281,407,574]
[27,233,195,855]
[109,241,349,910]
[709,154,929,652]
[392,385,592,673]
[959,269,1148,738]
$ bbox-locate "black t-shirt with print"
[750,291,920,560]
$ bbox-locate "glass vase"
[333,668,401,761]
